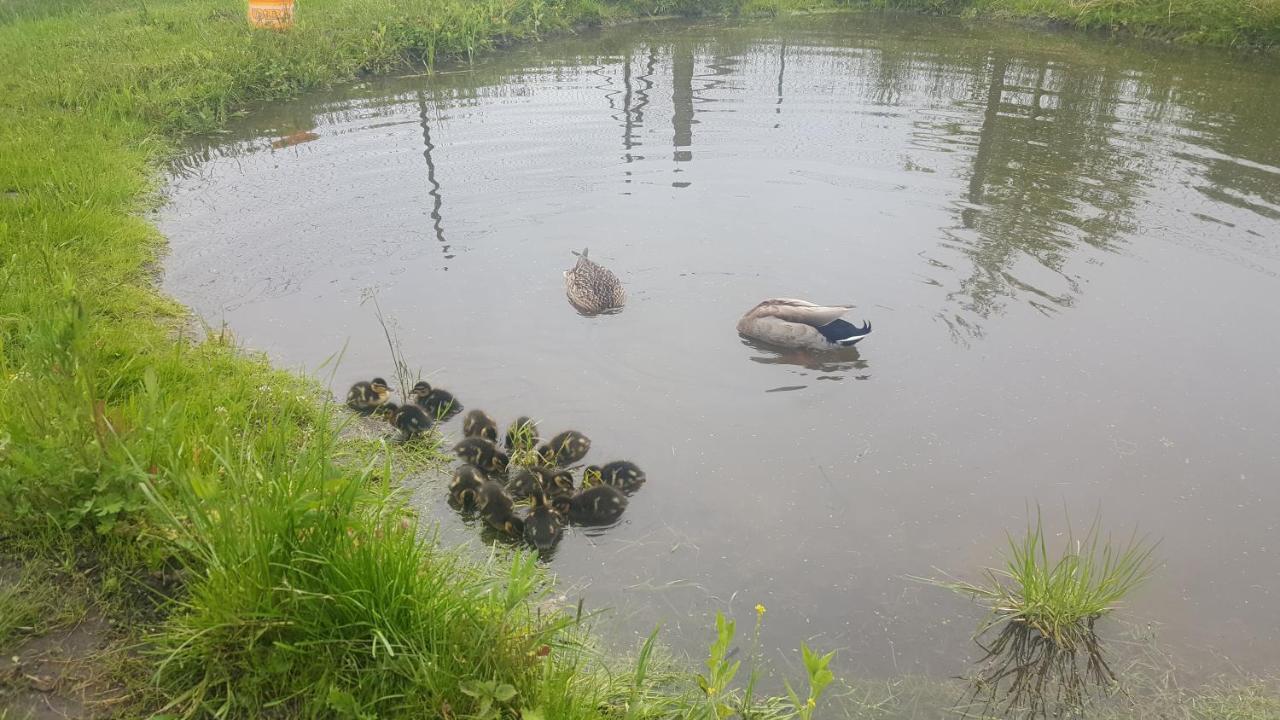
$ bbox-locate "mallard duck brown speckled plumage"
[564,248,625,316]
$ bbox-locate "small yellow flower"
[807,698,816,709]
[755,603,766,616]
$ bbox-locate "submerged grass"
[930,511,1158,718]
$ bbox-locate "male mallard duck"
[449,464,487,508]
[410,380,462,420]
[523,489,563,552]
[530,465,576,498]
[583,461,646,493]
[463,409,499,443]
[564,248,625,316]
[346,377,391,413]
[505,416,540,453]
[538,430,591,467]
[452,437,510,475]
[736,299,871,350]
[389,403,433,439]
[505,467,543,501]
[566,485,628,526]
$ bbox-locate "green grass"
[0,0,1277,715]
[929,511,1158,717]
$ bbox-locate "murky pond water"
[158,14,1280,681]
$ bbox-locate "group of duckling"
[346,376,646,554]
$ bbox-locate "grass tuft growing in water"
[931,510,1158,718]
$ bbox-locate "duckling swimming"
[410,380,462,420]
[346,377,391,413]
[523,489,563,552]
[567,485,628,526]
[452,437,510,475]
[564,247,625,316]
[505,467,543,501]
[538,430,591,467]
[463,409,499,443]
[504,416,540,453]
[530,465,576,498]
[478,481,523,536]
[583,461,646,493]
[449,464,487,509]
[389,404,433,439]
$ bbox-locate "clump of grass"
[932,510,1158,718]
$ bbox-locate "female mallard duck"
[453,437,510,475]
[346,377,391,413]
[410,381,462,420]
[463,409,499,443]
[523,489,563,552]
[538,430,591,467]
[565,485,628,526]
[564,248,625,316]
[736,299,871,350]
[449,464,487,508]
[389,403,433,439]
[583,461,646,493]
[505,416,540,453]
[530,465,576,498]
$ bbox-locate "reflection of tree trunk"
[775,42,786,125]
[672,42,694,164]
[623,50,634,151]
[964,54,1007,228]
[415,90,449,260]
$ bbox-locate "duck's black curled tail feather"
[817,319,872,346]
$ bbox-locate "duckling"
[567,485,628,526]
[452,437,510,475]
[462,409,499,443]
[538,430,591,467]
[583,461,646,493]
[409,380,462,420]
[346,377,391,413]
[530,465,576,498]
[504,416,540,453]
[477,480,514,516]
[505,467,543,501]
[389,403,433,439]
[449,464,487,509]
[477,481,523,536]
[523,489,563,552]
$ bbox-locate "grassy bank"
[866,0,1280,47]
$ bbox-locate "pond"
[157,13,1280,683]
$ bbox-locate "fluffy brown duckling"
[462,409,499,443]
[346,377,391,413]
[530,465,576,498]
[523,489,563,552]
[409,380,462,420]
[449,464,487,509]
[505,467,543,501]
[537,430,591,467]
[583,461,646,493]
[566,485,628,526]
[478,481,523,536]
[452,437,510,475]
[504,416,540,453]
[389,403,433,439]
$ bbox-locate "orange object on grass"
[247,0,295,30]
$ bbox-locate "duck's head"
[409,380,431,399]
[376,402,400,420]
[371,377,390,392]
[582,465,602,488]
[550,494,572,517]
